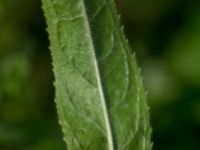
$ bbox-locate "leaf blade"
[42,0,152,149]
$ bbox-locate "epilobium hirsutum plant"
[42,0,152,149]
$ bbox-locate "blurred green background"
[0,0,200,149]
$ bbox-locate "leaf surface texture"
[42,0,152,149]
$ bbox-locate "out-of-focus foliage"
[0,0,65,149]
[0,0,200,150]
[116,0,200,150]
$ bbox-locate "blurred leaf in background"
[115,0,200,150]
[0,0,200,150]
[0,0,65,149]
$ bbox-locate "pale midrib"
[81,0,114,150]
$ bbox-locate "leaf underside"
[42,0,152,149]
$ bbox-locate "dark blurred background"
[0,0,200,149]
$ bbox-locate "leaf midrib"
[81,0,114,149]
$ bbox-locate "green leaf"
[42,0,152,149]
